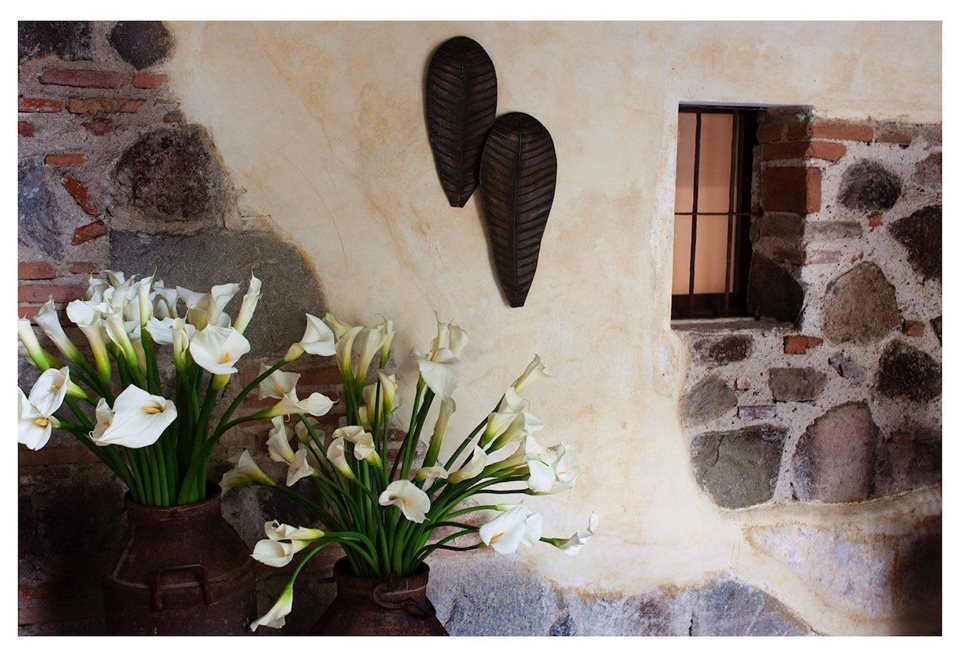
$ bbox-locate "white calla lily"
[252,538,304,568]
[152,281,179,319]
[189,325,251,375]
[17,367,70,450]
[415,317,467,400]
[93,385,177,448]
[547,513,599,556]
[294,417,323,446]
[334,426,380,467]
[266,417,297,464]
[447,444,487,484]
[258,365,300,400]
[355,326,386,383]
[323,312,354,339]
[178,283,239,330]
[35,298,82,362]
[90,398,114,442]
[479,506,543,555]
[65,300,111,381]
[220,450,275,490]
[512,354,551,394]
[285,313,337,361]
[264,389,334,418]
[137,276,155,326]
[326,437,355,480]
[334,325,364,380]
[264,520,325,542]
[378,480,431,523]
[233,273,262,334]
[527,443,576,494]
[145,316,196,346]
[415,465,448,482]
[376,317,395,367]
[18,317,51,369]
[250,584,294,631]
[287,446,320,486]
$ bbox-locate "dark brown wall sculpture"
[479,112,557,308]
[425,36,498,207]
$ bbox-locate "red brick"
[61,175,99,216]
[803,250,842,265]
[784,335,824,355]
[738,405,776,420]
[808,120,874,142]
[67,97,145,114]
[868,213,883,229]
[44,153,85,167]
[18,97,63,113]
[18,120,35,137]
[19,284,86,304]
[875,125,914,146]
[40,68,122,89]
[784,121,810,141]
[68,262,99,274]
[901,320,925,337]
[132,71,168,89]
[18,305,43,321]
[763,140,846,163]
[756,122,783,144]
[18,262,57,280]
[163,109,183,123]
[772,245,805,265]
[82,118,114,136]
[762,167,821,214]
[71,220,109,245]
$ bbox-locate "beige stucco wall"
[165,22,941,634]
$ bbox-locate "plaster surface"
[164,22,941,634]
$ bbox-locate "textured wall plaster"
[164,22,941,634]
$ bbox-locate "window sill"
[670,317,794,333]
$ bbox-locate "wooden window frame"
[671,105,757,320]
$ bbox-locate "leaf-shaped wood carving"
[479,112,557,308]
[425,36,498,208]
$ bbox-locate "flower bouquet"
[222,314,597,633]
[17,269,339,634]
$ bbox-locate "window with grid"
[671,106,757,319]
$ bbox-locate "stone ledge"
[672,317,792,334]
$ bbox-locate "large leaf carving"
[425,36,498,208]
[479,112,557,308]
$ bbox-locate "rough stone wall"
[676,111,941,631]
[17,21,343,633]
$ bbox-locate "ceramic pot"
[312,557,447,635]
[101,484,257,635]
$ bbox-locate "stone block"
[792,402,877,502]
[18,159,64,259]
[876,340,941,403]
[746,254,804,323]
[874,431,941,496]
[690,425,786,509]
[680,375,737,425]
[839,160,902,212]
[19,21,91,63]
[108,22,173,69]
[828,351,867,385]
[821,262,900,344]
[889,205,941,280]
[769,367,827,402]
[690,334,753,365]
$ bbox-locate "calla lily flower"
[93,385,177,449]
[287,446,320,486]
[448,444,487,484]
[378,480,431,523]
[233,274,262,334]
[189,325,251,375]
[415,465,448,482]
[376,317,395,368]
[355,326,387,383]
[359,373,399,427]
[146,316,196,346]
[35,298,83,363]
[152,281,179,319]
[85,274,110,303]
[258,365,300,400]
[264,520,325,542]
[90,398,114,442]
[423,396,456,468]
[333,426,380,467]
[285,313,337,361]
[479,506,543,555]
[326,438,355,480]
[18,317,52,370]
[252,538,307,568]
[545,512,599,556]
[266,417,297,464]
[65,300,111,381]
[512,354,551,394]
[178,283,239,330]
[323,312,354,339]
[527,443,576,494]
[415,317,468,400]
[294,417,323,446]
[220,450,275,490]
[17,367,70,450]
[251,584,294,631]
[263,389,335,418]
[137,276,155,326]
[335,325,364,380]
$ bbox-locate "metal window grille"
[671,106,757,319]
